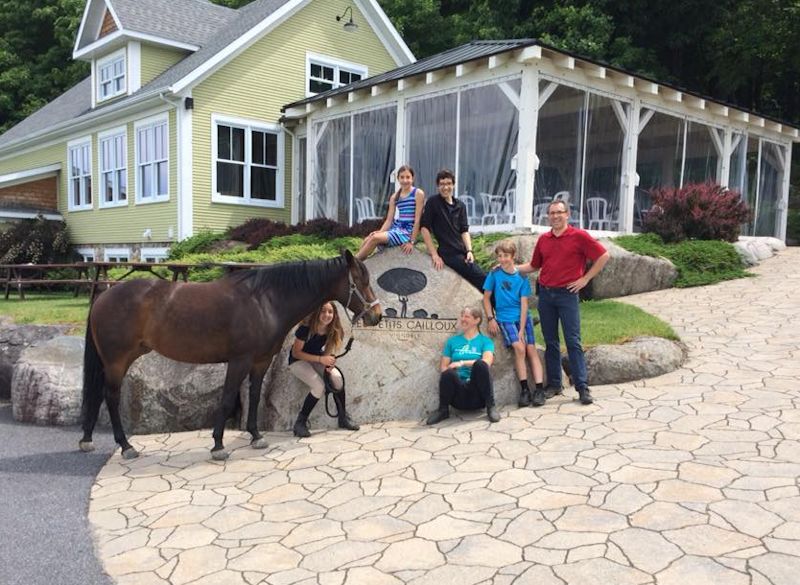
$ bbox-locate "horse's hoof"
[121,447,140,460]
[78,441,95,453]
[251,438,268,450]
[211,449,229,461]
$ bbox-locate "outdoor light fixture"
[336,6,358,32]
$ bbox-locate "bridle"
[343,268,380,326]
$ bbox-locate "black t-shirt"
[288,325,326,365]
[420,195,469,256]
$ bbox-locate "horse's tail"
[82,313,106,425]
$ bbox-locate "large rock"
[11,336,84,425]
[590,241,678,299]
[576,336,686,386]
[734,236,784,266]
[261,247,556,432]
[1,323,67,400]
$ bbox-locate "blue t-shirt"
[483,268,532,323]
[443,333,495,381]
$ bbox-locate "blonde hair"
[494,239,517,257]
[304,302,344,354]
[462,305,483,327]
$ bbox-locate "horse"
[79,249,382,461]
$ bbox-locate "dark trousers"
[537,286,587,389]
[441,252,487,293]
[438,360,495,411]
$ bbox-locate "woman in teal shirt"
[426,306,499,425]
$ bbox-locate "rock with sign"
[261,248,543,431]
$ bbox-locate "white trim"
[97,125,128,209]
[128,41,141,94]
[211,114,284,208]
[104,247,131,262]
[77,30,124,60]
[0,164,61,189]
[73,0,96,56]
[306,52,368,97]
[67,136,94,212]
[140,246,170,262]
[120,32,197,52]
[177,92,193,240]
[0,210,63,221]
[96,47,127,102]
[75,30,197,61]
[75,247,96,262]
[133,113,170,204]
[352,0,415,65]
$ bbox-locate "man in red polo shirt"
[518,199,609,405]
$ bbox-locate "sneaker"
[577,387,594,405]
[426,408,449,425]
[544,386,563,399]
[518,388,532,407]
[532,388,546,407]
[487,405,501,423]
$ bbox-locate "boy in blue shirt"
[483,240,545,407]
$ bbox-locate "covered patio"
[284,40,798,239]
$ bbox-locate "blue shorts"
[498,319,536,348]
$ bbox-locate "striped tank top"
[394,187,417,228]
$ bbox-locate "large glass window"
[755,141,785,237]
[136,117,168,202]
[99,130,127,207]
[313,117,351,223]
[683,122,721,185]
[583,94,625,230]
[68,139,92,211]
[97,50,126,101]
[307,56,366,95]
[352,107,396,223]
[213,118,281,205]
[407,93,457,195]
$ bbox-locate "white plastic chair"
[501,188,516,224]
[480,193,502,225]
[553,191,571,205]
[585,197,611,230]
[355,197,381,223]
[459,194,480,226]
[533,203,550,225]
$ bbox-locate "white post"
[516,65,539,230]
[777,142,792,241]
[177,93,193,240]
[395,95,407,187]
[620,99,640,234]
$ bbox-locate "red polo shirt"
[530,225,607,287]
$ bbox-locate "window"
[97,50,126,101]
[141,247,169,263]
[99,128,127,207]
[135,115,169,203]
[76,248,95,262]
[68,138,92,211]
[104,248,130,262]
[307,55,366,95]
[213,116,282,207]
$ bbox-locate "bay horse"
[79,250,381,461]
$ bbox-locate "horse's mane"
[227,256,346,296]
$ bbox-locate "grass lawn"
[2,292,677,348]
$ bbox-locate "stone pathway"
[88,249,800,585]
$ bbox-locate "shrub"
[0,215,71,264]
[643,182,752,243]
[227,218,294,248]
[615,233,750,287]
[226,216,384,249]
[167,230,228,260]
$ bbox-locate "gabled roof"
[75,0,236,54]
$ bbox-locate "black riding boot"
[332,390,360,431]
[293,393,319,438]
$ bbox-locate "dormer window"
[306,53,366,96]
[97,49,126,101]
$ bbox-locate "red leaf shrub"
[228,218,293,247]
[643,182,752,243]
[228,217,384,248]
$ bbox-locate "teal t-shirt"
[483,268,532,322]
[443,333,495,381]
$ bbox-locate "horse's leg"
[104,378,139,459]
[247,359,271,449]
[211,357,251,461]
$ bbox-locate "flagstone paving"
[88,248,800,585]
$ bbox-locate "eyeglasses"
[548,211,567,216]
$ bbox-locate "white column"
[516,65,539,230]
[395,95,407,188]
[177,93,193,240]
[619,98,640,234]
[719,128,732,188]
[777,142,792,241]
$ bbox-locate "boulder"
[261,247,558,432]
[590,240,678,299]
[11,336,84,425]
[568,336,686,386]
[0,323,67,400]
[733,241,760,266]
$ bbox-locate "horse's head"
[341,249,382,326]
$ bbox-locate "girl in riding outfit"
[355,165,425,260]
[289,302,359,437]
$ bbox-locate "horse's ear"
[342,248,355,266]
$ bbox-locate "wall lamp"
[336,6,358,32]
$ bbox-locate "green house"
[0,0,413,260]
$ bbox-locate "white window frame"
[97,126,128,208]
[75,247,95,262]
[97,48,126,102]
[134,113,170,204]
[306,53,367,97]
[67,136,93,212]
[104,247,130,262]
[140,247,170,263]
[211,114,284,208]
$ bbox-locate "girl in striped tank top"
[356,165,426,260]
